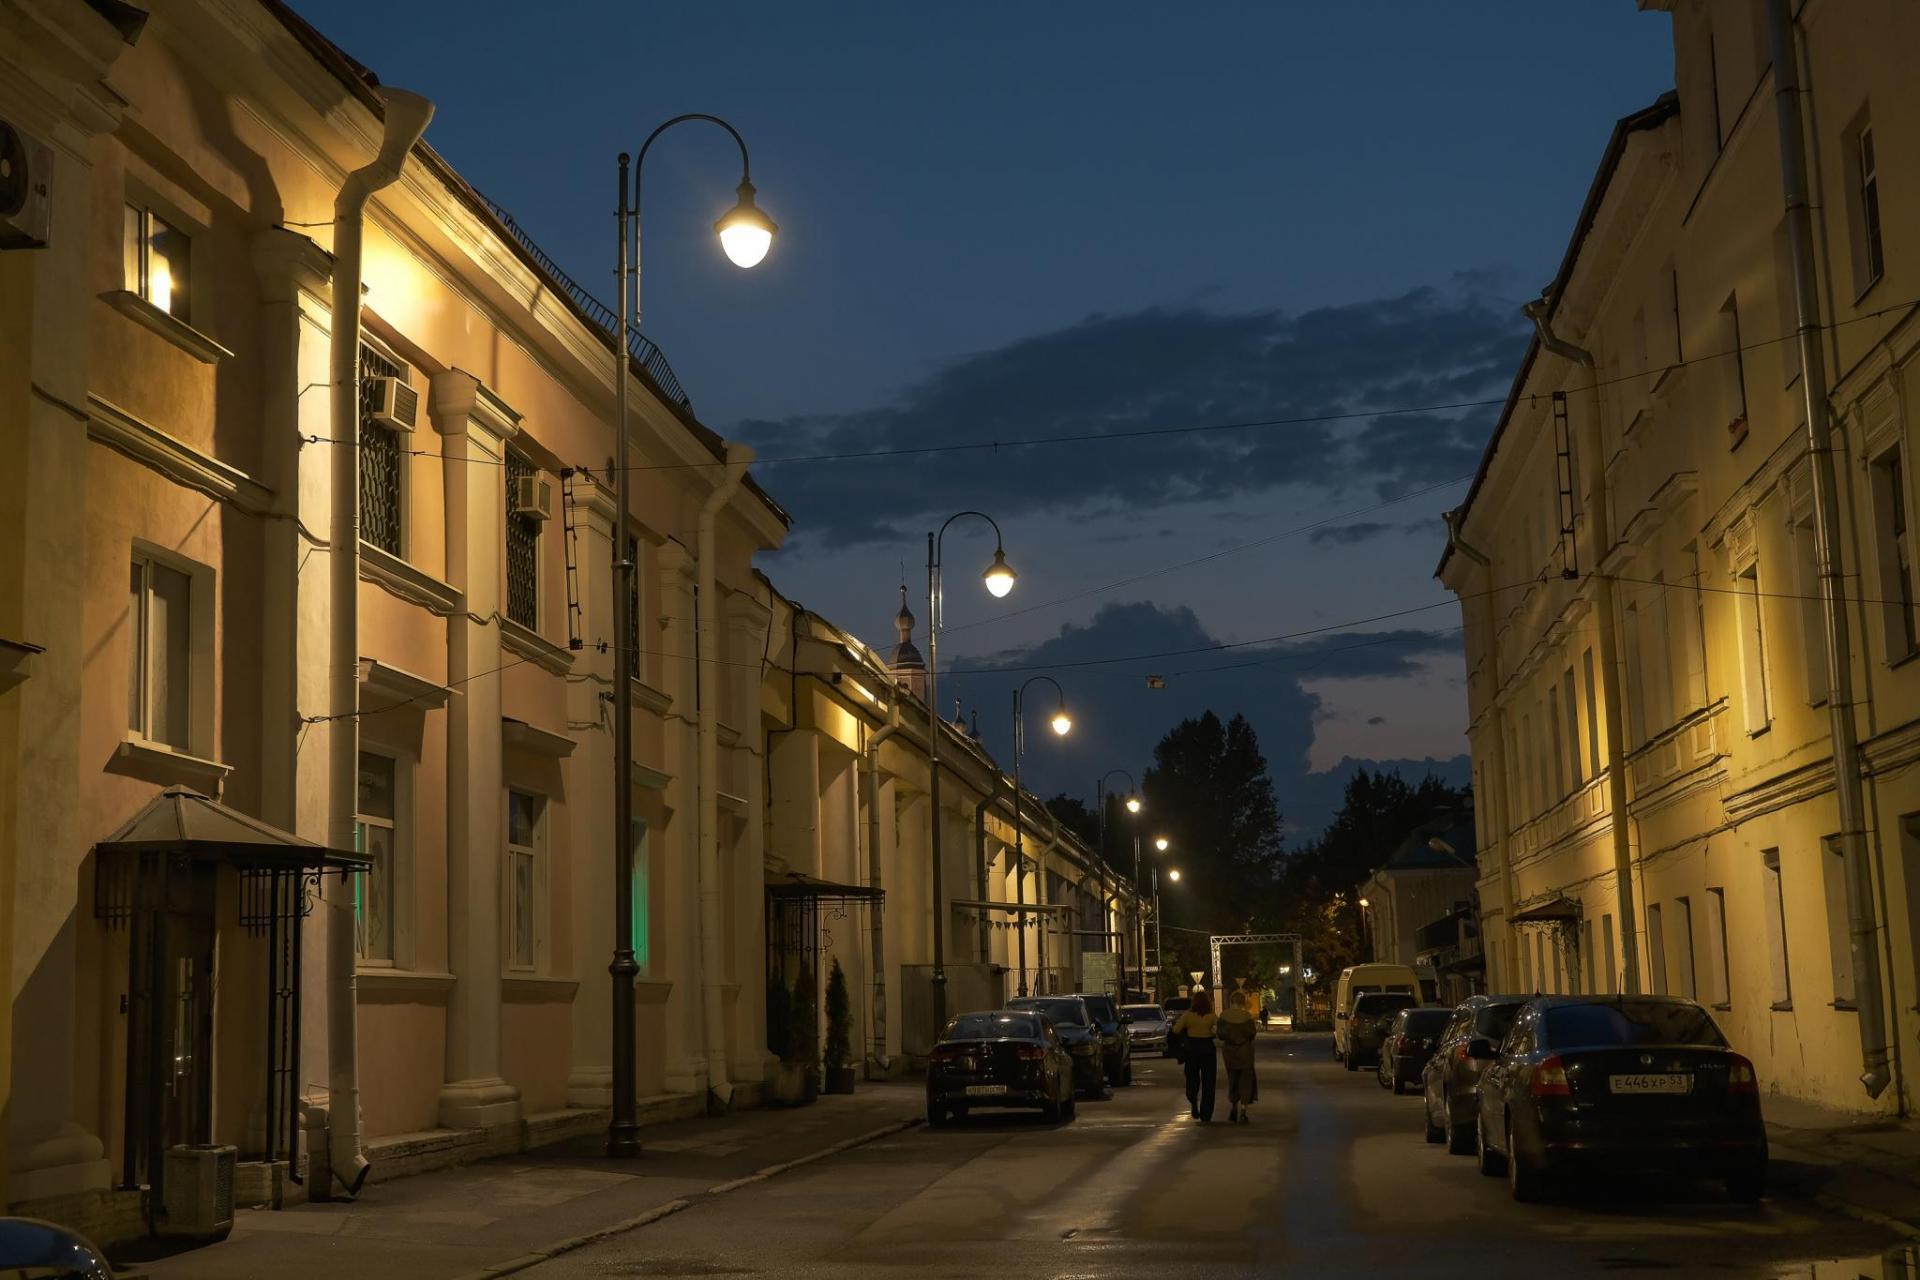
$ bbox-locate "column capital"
[430,369,522,451]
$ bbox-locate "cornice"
[501,617,575,676]
[360,542,463,617]
[358,657,450,710]
[87,394,274,515]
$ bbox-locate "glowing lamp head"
[1049,709,1072,737]
[1168,869,1182,882]
[1154,836,1170,853]
[982,548,1016,598]
[1125,796,1142,814]
[715,180,777,268]
[1358,897,1371,909]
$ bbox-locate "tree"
[1140,711,1288,938]
[823,959,851,1071]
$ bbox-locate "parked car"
[1008,996,1109,1098]
[1470,995,1767,1203]
[1377,1006,1452,1094]
[1333,963,1421,1062]
[1078,992,1134,1086]
[1343,991,1420,1070]
[1122,1003,1172,1056]
[1422,995,1527,1154]
[926,1010,1076,1125]
[1161,994,1192,1019]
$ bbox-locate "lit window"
[507,789,544,970]
[124,203,191,323]
[128,554,193,750]
[630,818,650,971]
[1873,448,1919,659]
[355,752,399,963]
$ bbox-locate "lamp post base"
[606,1122,643,1159]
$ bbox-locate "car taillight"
[1530,1055,1571,1098]
[931,1044,964,1062]
[1728,1055,1758,1094]
[1455,1042,1472,1063]
[1015,1044,1045,1061]
[1395,1034,1409,1053]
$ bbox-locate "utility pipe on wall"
[326,86,433,1197]
[1766,0,1893,1099]
[695,443,753,1110]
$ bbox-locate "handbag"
[1168,1028,1188,1065]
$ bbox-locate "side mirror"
[1120,1013,1134,1023]
[1465,1038,1496,1061]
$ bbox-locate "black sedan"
[1342,991,1419,1070]
[1422,994,1526,1153]
[1470,995,1767,1203]
[1376,1006,1451,1094]
[1078,992,1133,1087]
[1008,996,1110,1098]
[927,1011,1076,1125]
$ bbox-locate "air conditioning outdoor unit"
[161,1143,236,1240]
[366,375,420,431]
[0,119,54,249]
[510,475,553,521]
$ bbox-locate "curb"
[447,1115,921,1280]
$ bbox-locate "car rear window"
[1080,996,1117,1022]
[1354,993,1418,1016]
[1122,1005,1162,1020]
[945,1013,1037,1040]
[1543,1000,1728,1049]
[1162,997,1191,1015]
[1400,1008,1452,1033]
[1473,1002,1524,1040]
[1011,997,1089,1027]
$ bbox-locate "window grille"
[360,346,404,555]
[506,452,539,629]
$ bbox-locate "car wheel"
[1423,1094,1445,1144]
[1345,1053,1360,1072]
[1475,1114,1506,1177]
[1042,1096,1061,1123]
[1063,1094,1077,1121]
[1446,1109,1474,1156]
[1727,1164,1765,1204]
[927,1101,946,1127]
[1506,1118,1547,1202]
[1122,1064,1133,1087]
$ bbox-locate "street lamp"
[926,512,1016,1032]
[1095,770,1141,992]
[1150,846,1177,1000]
[1012,675,1070,996]
[609,114,775,1160]
[1155,836,1170,853]
[1169,869,1182,882]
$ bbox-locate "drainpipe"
[1443,510,1520,993]
[696,443,753,1110]
[1522,298,1640,997]
[863,686,902,1074]
[325,86,433,1197]
[1766,0,1893,1099]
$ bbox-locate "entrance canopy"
[94,785,369,869]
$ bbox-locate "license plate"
[965,1084,1008,1097]
[1609,1073,1691,1094]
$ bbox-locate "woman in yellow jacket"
[1171,990,1219,1122]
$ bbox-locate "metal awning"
[1510,896,1580,924]
[949,898,1071,915]
[764,868,884,905]
[94,785,368,870]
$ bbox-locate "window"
[507,789,544,970]
[127,554,193,750]
[355,752,399,963]
[1680,544,1710,710]
[1602,913,1617,995]
[1872,448,1919,660]
[1562,667,1583,788]
[505,452,540,630]
[1719,294,1750,441]
[1736,562,1772,734]
[1520,711,1536,816]
[1824,836,1856,1006]
[1548,697,1565,802]
[1844,113,1886,296]
[1673,896,1698,1000]
[1646,902,1667,995]
[359,345,406,556]
[1762,848,1792,1007]
[1624,601,1647,745]
[1705,888,1731,1007]
[123,203,191,322]
[1790,515,1830,705]
[1582,648,1601,776]
[630,818,651,972]
[1581,919,1596,994]
[1773,221,1801,386]
[1519,932,1532,992]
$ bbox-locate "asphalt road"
[530,1031,1906,1279]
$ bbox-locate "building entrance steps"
[1765,1094,1920,1236]
[126,1081,926,1280]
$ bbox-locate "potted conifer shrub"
[823,959,856,1094]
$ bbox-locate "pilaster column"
[431,370,522,1132]
[566,473,618,1108]
[724,592,771,1082]
[655,542,701,1094]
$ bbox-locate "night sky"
[302,2,1673,838]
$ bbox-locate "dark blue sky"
[304,2,1675,837]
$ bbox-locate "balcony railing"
[477,192,693,412]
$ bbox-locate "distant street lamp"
[610,113,775,1160]
[926,512,1016,1031]
[1096,770,1141,992]
[1155,836,1170,853]
[1150,838,1175,998]
[1012,676,1071,996]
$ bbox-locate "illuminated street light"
[1155,836,1170,853]
[1125,796,1142,814]
[1169,868,1182,882]
[983,547,1017,598]
[1011,675,1071,995]
[715,181,777,267]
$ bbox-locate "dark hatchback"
[1423,994,1527,1153]
[927,1011,1075,1125]
[1376,1006,1451,1094]
[1471,996,1767,1202]
[1078,992,1133,1087]
[1008,996,1109,1098]
[1342,992,1419,1070]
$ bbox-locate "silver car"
[1122,1003,1171,1056]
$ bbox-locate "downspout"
[325,86,433,1198]
[1766,0,1893,1099]
[697,443,754,1110]
[1442,510,1519,992]
[863,686,902,1074]
[1522,298,1641,997]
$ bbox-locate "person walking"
[1171,990,1219,1121]
[1218,989,1260,1123]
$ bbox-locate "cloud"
[740,275,1527,546]
[1307,521,1398,546]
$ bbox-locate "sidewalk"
[1766,1095,1920,1235]
[124,1082,924,1280]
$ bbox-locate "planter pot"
[769,1061,818,1107]
[823,1065,857,1095]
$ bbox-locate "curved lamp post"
[1151,841,1175,1000]
[610,114,775,1159]
[1011,675,1071,996]
[926,512,1015,1031]
[1095,769,1141,992]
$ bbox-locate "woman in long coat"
[1217,989,1260,1123]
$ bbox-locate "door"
[124,858,217,1195]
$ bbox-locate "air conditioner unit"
[510,475,553,521]
[0,119,54,249]
[161,1143,236,1240]
[367,375,420,432]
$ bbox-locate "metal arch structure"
[1208,933,1306,1018]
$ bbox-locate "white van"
[1333,963,1421,1061]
